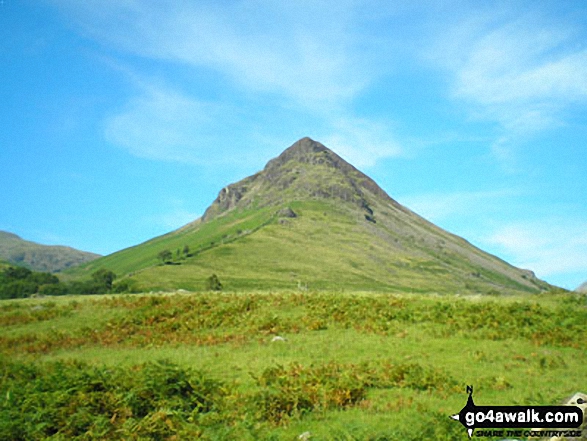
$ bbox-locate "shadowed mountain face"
[75,137,551,293]
[0,231,100,273]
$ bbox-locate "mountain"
[577,282,587,293]
[0,231,100,273]
[73,137,550,293]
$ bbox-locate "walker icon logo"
[450,386,584,439]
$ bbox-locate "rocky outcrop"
[533,392,587,440]
[277,207,297,218]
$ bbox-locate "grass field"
[1,290,585,440]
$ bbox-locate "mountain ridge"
[0,231,100,273]
[72,137,551,294]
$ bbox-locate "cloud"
[452,21,587,108]
[484,219,587,280]
[399,189,519,223]
[102,78,263,165]
[105,85,235,163]
[52,0,408,167]
[430,9,587,163]
[104,85,213,163]
[54,0,382,112]
[158,208,200,231]
[320,117,403,168]
[148,199,200,230]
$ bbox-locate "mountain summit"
[202,137,398,222]
[76,137,550,293]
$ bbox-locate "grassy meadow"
[1,290,585,440]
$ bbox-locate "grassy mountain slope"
[72,138,550,294]
[0,231,100,273]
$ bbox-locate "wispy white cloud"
[100,64,261,166]
[158,208,200,231]
[321,117,403,168]
[484,219,587,281]
[452,22,587,107]
[54,0,406,166]
[55,1,587,172]
[102,77,406,168]
[148,199,200,230]
[430,10,587,165]
[399,189,520,222]
[104,85,219,164]
[55,0,380,111]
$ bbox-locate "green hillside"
[0,231,100,273]
[71,138,550,294]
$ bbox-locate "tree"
[182,245,190,258]
[4,266,32,281]
[30,272,59,285]
[38,283,68,296]
[0,280,38,299]
[92,269,116,291]
[206,274,222,291]
[112,279,137,293]
[158,249,173,264]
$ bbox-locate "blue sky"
[1,1,586,289]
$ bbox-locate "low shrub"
[0,358,224,440]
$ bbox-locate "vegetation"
[0,266,61,299]
[0,231,99,273]
[206,273,223,291]
[1,290,585,439]
[157,245,192,266]
[0,358,223,440]
[91,269,116,290]
[158,249,173,264]
[66,200,552,294]
[0,265,130,299]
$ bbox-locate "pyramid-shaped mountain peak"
[264,137,357,176]
[81,137,550,294]
[265,137,330,167]
[202,137,398,222]
[282,136,327,154]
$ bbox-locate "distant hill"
[577,281,587,293]
[0,231,100,273]
[73,137,551,293]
